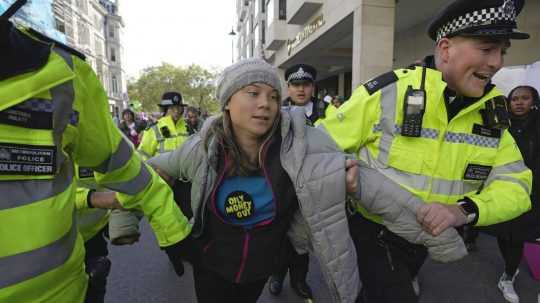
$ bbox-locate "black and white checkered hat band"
[436,4,516,41]
[287,70,314,82]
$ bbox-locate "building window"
[266,0,274,24]
[261,20,265,44]
[75,0,88,14]
[55,17,66,33]
[108,25,115,38]
[278,0,286,20]
[254,23,260,49]
[94,35,103,57]
[94,14,103,32]
[261,0,265,12]
[112,75,118,94]
[77,21,90,45]
[110,48,116,62]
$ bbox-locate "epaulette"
[363,71,399,95]
[28,28,86,60]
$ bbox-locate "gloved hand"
[162,236,197,277]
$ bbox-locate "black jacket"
[509,111,540,207]
[484,111,540,241]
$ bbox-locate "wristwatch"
[457,201,477,224]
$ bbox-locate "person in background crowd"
[185,106,203,135]
[0,1,191,302]
[320,0,532,302]
[283,64,327,126]
[332,96,344,108]
[201,110,210,120]
[118,108,145,146]
[109,91,191,248]
[138,91,190,159]
[149,58,360,303]
[267,63,322,300]
[325,95,345,120]
[486,85,540,303]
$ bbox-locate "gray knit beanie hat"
[216,58,282,110]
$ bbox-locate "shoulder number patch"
[363,71,399,95]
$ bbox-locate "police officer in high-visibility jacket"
[282,64,328,126]
[75,166,112,303]
[0,2,191,302]
[320,0,532,302]
[109,91,190,246]
[138,91,189,159]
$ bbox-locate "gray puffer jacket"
[353,160,467,262]
[149,107,359,303]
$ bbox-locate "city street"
[106,220,540,303]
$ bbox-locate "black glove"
[162,236,197,277]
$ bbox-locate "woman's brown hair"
[204,107,281,176]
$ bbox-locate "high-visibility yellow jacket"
[0,24,190,303]
[75,166,110,242]
[138,115,189,159]
[321,66,532,226]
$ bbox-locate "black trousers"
[193,266,268,303]
[348,213,427,303]
[84,227,110,303]
[497,237,524,276]
[273,237,309,283]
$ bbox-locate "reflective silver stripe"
[485,175,530,194]
[99,163,152,195]
[51,49,76,171]
[431,178,482,196]
[372,123,439,140]
[444,131,500,148]
[92,139,133,174]
[0,163,74,210]
[78,209,108,228]
[151,125,166,154]
[377,83,397,165]
[360,147,429,192]
[360,148,482,196]
[0,213,78,288]
[490,160,529,175]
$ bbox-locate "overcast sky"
[121,0,236,78]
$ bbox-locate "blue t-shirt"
[216,175,275,228]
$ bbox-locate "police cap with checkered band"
[159,91,186,107]
[285,64,317,84]
[428,0,530,42]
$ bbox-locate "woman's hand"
[345,159,359,194]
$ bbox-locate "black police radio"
[480,95,511,130]
[401,66,427,137]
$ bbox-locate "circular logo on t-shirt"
[224,191,254,220]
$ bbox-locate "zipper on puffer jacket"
[293,155,344,303]
[377,230,395,271]
[235,231,251,283]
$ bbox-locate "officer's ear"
[436,38,452,64]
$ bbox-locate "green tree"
[127,63,220,114]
